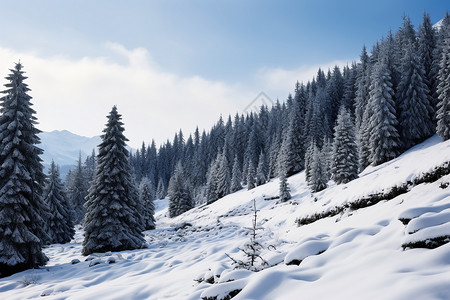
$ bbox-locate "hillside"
[0,135,449,299]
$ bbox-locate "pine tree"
[43,161,75,244]
[308,143,328,193]
[230,155,243,192]
[83,106,145,255]
[247,159,256,190]
[331,106,359,184]
[139,177,156,230]
[397,41,434,149]
[205,158,219,204]
[436,15,450,140]
[156,178,166,199]
[278,168,291,202]
[0,63,49,276]
[215,152,231,198]
[68,154,88,224]
[255,151,267,186]
[168,162,193,217]
[367,57,400,165]
[418,12,438,116]
[304,139,315,184]
[278,98,305,177]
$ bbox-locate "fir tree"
[255,151,267,186]
[278,168,291,202]
[215,151,231,199]
[168,162,193,217]
[247,159,256,190]
[331,106,359,184]
[278,99,305,177]
[418,12,438,116]
[139,177,156,230]
[68,154,88,224]
[0,63,49,276]
[83,106,145,255]
[43,161,75,244]
[308,143,328,193]
[436,15,450,140]
[156,178,166,199]
[230,155,243,192]
[367,57,400,165]
[205,158,219,204]
[397,41,434,149]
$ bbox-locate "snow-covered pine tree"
[321,137,333,180]
[84,149,96,186]
[247,159,256,190]
[230,155,243,192]
[139,177,156,230]
[43,161,75,244]
[0,63,49,276]
[304,140,315,184]
[156,178,166,199]
[331,106,359,184]
[168,162,193,217]
[436,15,450,140]
[205,158,219,204]
[418,12,438,117]
[308,143,328,193]
[397,41,434,149]
[278,167,291,202]
[83,106,145,255]
[355,46,371,132]
[255,151,267,186]
[215,151,231,199]
[367,57,400,165]
[278,98,305,177]
[68,154,88,224]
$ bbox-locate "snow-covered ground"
[1,135,449,299]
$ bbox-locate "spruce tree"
[43,161,75,244]
[156,178,166,199]
[139,177,156,230]
[168,162,193,217]
[279,170,291,202]
[68,155,88,224]
[0,63,49,276]
[397,41,434,149]
[436,16,450,141]
[418,12,438,116]
[331,106,359,184]
[255,151,267,186]
[308,143,328,193]
[278,99,305,177]
[83,106,145,255]
[215,152,231,198]
[230,155,243,192]
[247,159,256,190]
[205,158,219,204]
[367,57,400,165]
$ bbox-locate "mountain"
[0,135,448,299]
[38,130,101,177]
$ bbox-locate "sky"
[0,0,448,148]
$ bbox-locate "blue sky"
[0,0,448,147]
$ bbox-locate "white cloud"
[257,59,355,97]
[0,44,357,149]
[0,45,253,148]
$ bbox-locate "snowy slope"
[39,130,101,176]
[0,135,449,299]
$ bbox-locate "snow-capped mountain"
[38,130,101,177]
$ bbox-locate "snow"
[0,135,449,299]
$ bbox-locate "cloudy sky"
[0,0,448,148]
